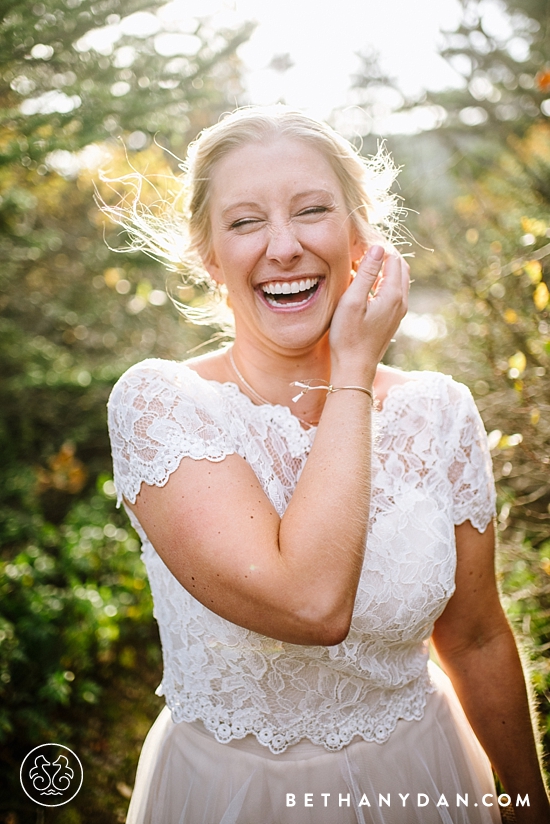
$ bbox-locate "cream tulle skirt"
[126,664,500,824]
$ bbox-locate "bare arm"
[432,520,550,824]
[129,249,408,646]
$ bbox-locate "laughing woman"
[107,107,549,824]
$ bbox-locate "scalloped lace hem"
[160,681,436,755]
[116,449,233,507]
[453,510,494,534]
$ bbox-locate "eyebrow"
[220,189,336,217]
[221,201,261,217]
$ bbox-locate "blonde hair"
[100,105,403,328]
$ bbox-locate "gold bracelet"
[290,380,373,403]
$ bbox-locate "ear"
[349,228,366,268]
[202,251,225,285]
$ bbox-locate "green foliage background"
[0,1,248,821]
[1,0,549,821]
[360,0,550,777]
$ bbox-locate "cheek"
[227,232,266,262]
[209,236,255,279]
[304,221,356,259]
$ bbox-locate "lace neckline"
[200,373,318,436]
[182,363,432,434]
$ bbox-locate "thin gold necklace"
[228,348,319,429]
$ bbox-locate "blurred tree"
[1,0,250,524]
[350,0,550,215]
[391,118,550,771]
[0,2,250,820]
[354,0,550,770]
[1,0,250,159]
[385,0,550,540]
[351,2,550,790]
[428,0,549,140]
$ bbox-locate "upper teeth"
[261,277,319,295]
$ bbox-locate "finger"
[354,244,385,292]
[366,256,408,331]
[367,252,401,299]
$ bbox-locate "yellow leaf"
[36,442,87,495]
[503,309,518,324]
[534,282,549,311]
[521,217,547,237]
[524,260,542,283]
[104,267,122,288]
[508,351,526,374]
[531,408,541,426]
[508,352,527,377]
[536,69,550,93]
[136,279,152,300]
[499,433,523,448]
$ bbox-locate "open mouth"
[259,277,321,307]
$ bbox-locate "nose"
[265,221,303,266]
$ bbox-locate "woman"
[107,107,549,823]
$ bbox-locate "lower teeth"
[264,285,318,305]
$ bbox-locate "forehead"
[208,137,344,211]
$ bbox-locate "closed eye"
[230,218,264,231]
[296,205,331,218]
[229,205,331,229]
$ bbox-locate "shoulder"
[109,358,195,395]
[377,366,471,410]
[107,359,236,505]
[107,358,233,444]
[108,358,225,411]
[378,368,485,446]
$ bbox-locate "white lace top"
[108,359,496,754]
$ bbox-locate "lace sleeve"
[107,360,235,506]
[446,381,497,533]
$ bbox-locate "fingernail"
[369,245,384,261]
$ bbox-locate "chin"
[262,321,331,355]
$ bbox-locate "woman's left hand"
[329,246,410,386]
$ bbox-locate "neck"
[228,334,332,425]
